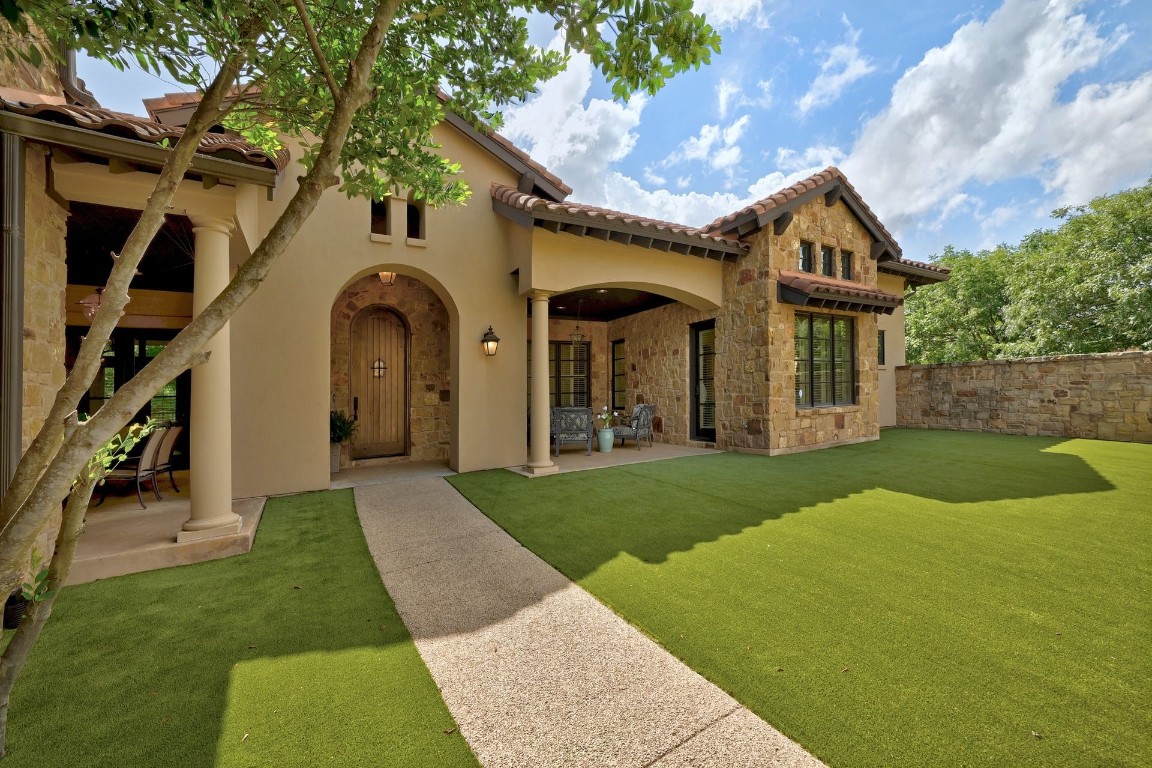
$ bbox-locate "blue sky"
[79,0,1152,262]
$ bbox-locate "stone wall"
[608,302,715,445]
[331,274,451,465]
[730,197,882,455]
[20,143,68,452]
[603,195,891,454]
[897,351,1152,442]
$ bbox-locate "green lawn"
[5,490,478,768]
[449,429,1152,768]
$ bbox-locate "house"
[0,52,947,544]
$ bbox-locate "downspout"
[0,131,26,504]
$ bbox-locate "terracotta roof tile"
[704,167,903,257]
[0,97,290,172]
[492,183,748,252]
[778,270,904,307]
[880,257,950,275]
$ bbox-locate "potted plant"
[329,410,357,473]
[595,406,618,453]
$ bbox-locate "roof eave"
[778,283,902,315]
[877,261,950,286]
[493,198,746,261]
[443,110,569,202]
[0,111,280,188]
[717,179,902,259]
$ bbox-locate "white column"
[178,215,242,541]
[525,291,557,475]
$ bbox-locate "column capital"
[529,290,552,302]
[188,214,235,236]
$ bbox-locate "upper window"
[370,199,390,236]
[406,200,425,240]
[794,312,855,408]
[878,329,887,366]
[820,246,835,276]
[840,251,853,280]
[798,241,815,272]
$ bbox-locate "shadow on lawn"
[448,429,1116,583]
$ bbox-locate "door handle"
[353,396,358,421]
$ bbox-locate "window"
[406,200,425,240]
[798,241,814,273]
[794,312,854,407]
[691,320,716,440]
[878,330,886,366]
[611,340,627,411]
[528,340,591,408]
[841,251,853,280]
[821,245,835,276]
[370,198,390,236]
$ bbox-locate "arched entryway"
[349,306,409,458]
[331,273,451,469]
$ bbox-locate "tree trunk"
[0,474,95,758]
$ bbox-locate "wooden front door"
[350,306,408,459]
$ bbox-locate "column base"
[177,513,242,543]
[522,463,559,476]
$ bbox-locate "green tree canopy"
[906,180,1152,364]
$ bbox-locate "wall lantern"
[378,271,397,286]
[481,326,500,356]
[79,288,103,321]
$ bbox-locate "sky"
[78,0,1152,262]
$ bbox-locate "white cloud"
[500,43,647,200]
[775,144,847,172]
[643,167,667,186]
[717,78,774,119]
[796,17,877,115]
[692,0,772,30]
[667,115,752,174]
[843,0,1152,234]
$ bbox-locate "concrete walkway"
[355,476,826,768]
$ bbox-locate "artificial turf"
[4,489,479,768]
[448,429,1152,768]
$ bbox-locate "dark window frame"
[794,312,855,408]
[841,251,853,280]
[370,198,390,236]
[406,200,425,240]
[820,245,835,276]
[878,329,886,366]
[798,241,814,273]
[690,320,716,441]
[611,339,627,412]
[528,340,592,408]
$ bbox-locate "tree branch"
[292,0,341,97]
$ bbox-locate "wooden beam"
[202,174,219,190]
[773,211,794,236]
[824,186,843,206]
[108,158,136,175]
[870,241,888,260]
[587,227,610,241]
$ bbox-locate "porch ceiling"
[67,202,196,293]
[530,288,676,322]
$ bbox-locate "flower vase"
[597,428,615,453]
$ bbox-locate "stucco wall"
[330,274,451,466]
[897,351,1152,442]
[876,272,907,427]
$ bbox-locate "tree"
[905,245,1014,364]
[0,0,721,755]
[905,180,1152,364]
[1004,181,1152,356]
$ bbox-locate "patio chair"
[153,424,184,493]
[550,406,594,456]
[613,403,654,449]
[96,424,169,509]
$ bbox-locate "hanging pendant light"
[570,298,584,344]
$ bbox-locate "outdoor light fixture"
[570,298,584,344]
[79,288,103,321]
[378,271,397,286]
[481,326,500,356]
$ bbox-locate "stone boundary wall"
[896,351,1152,442]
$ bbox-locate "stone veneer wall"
[331,274,451,465]
[608,302,715,445]
[897,351,1152,442]
[604,197,890,454]
[726,197,882,454]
